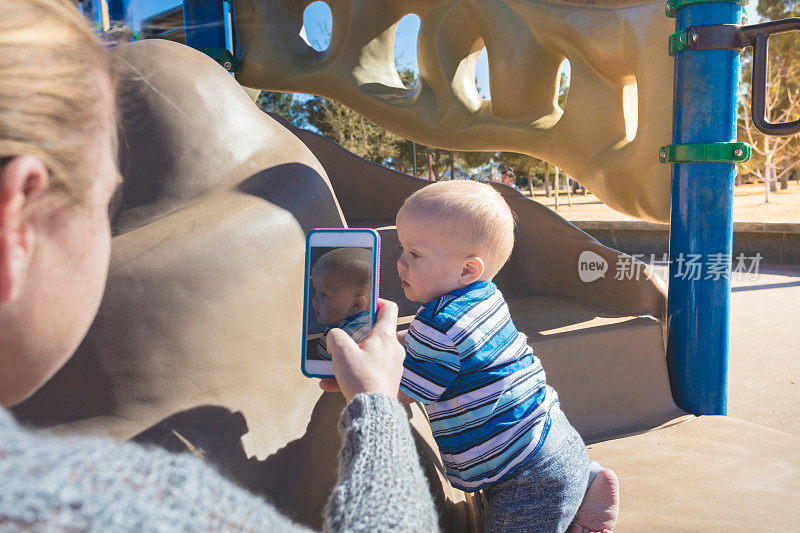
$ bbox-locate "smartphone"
[301,228,380,378]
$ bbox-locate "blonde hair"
[398,180,515,278]
[312,247,373,296]
[0,0,113,200]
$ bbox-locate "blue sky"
[133,0,761,100]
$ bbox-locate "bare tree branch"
[741,162,764,178]
[775,159,800,182]
[775,133,799,153]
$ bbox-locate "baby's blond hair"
[398,180,515,278]
[0,0,112,201]
[312,247,372,295]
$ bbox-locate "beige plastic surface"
[507,296,684,443]
[233,0,674,222]
[589,416,800,531]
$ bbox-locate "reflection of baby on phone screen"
[312,247,372,360]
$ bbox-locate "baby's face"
[311,269,364,325]
[396,211,468,303]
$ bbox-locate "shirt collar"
[423,280,494,309]
[343,310,369,323]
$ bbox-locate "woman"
[0,1,438,531]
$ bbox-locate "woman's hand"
[319,299,405,403]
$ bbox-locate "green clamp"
[195,47,239,73]
[669,29,691,55]
[665,0,745,18]
[659,142,751,163]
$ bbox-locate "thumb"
[326,328,359,359]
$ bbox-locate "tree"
[737,0,800,202]
[256,91,297,122]
[303,95,404,165]
[253,70,523,183]
[457,151,494,180]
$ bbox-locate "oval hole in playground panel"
[394,14,420,88]
[302,1,332,52]
[475,47,491,100]
[558,58,571,112]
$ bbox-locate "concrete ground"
[729,264,800,437]
[648,263,800,437]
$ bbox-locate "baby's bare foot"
[569,468,619,533]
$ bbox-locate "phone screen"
[303,230,378,377]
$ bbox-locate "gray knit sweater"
[0,394,439,532]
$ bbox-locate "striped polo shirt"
[317,310,371,360]
[400,281,558,492]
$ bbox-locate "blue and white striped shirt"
[317,310,372,360]
[400,281,558,492]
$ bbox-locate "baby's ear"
[353,295,367,311]
[461,257,486,285]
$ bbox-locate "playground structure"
[17,1,800,530]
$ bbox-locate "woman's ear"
[0,156,49,303]
[460,256,485,285]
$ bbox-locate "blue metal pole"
[667,1,742,415]
[106,0,132,27]
[223,0,234,55]
[86,0,103,28]
[182,0,226,49]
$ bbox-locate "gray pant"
[483,406,600,533]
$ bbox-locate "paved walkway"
[649,263,800,436]
[526,182,800,222]
[729,264,800,436]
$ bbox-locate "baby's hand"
[396,329,408,345]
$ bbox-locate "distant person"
[500,170,520,191]
[394,180,619,532]
[0,1,438,530]
[311,247,372,360]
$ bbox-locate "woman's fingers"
[318,378,340,392]
[324,299,405,403]
[372,299,398,335]
[326,328,358,357]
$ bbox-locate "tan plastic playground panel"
[232,0,675,222]
[11,42,800,531]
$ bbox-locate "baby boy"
[396,181,619,532]
[311,247,372,360]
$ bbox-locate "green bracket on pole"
[195,47,238,73]
[669,29,691,55]
[658,142,751,163]
[665,0,745,18]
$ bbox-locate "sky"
[132,0,762,101]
